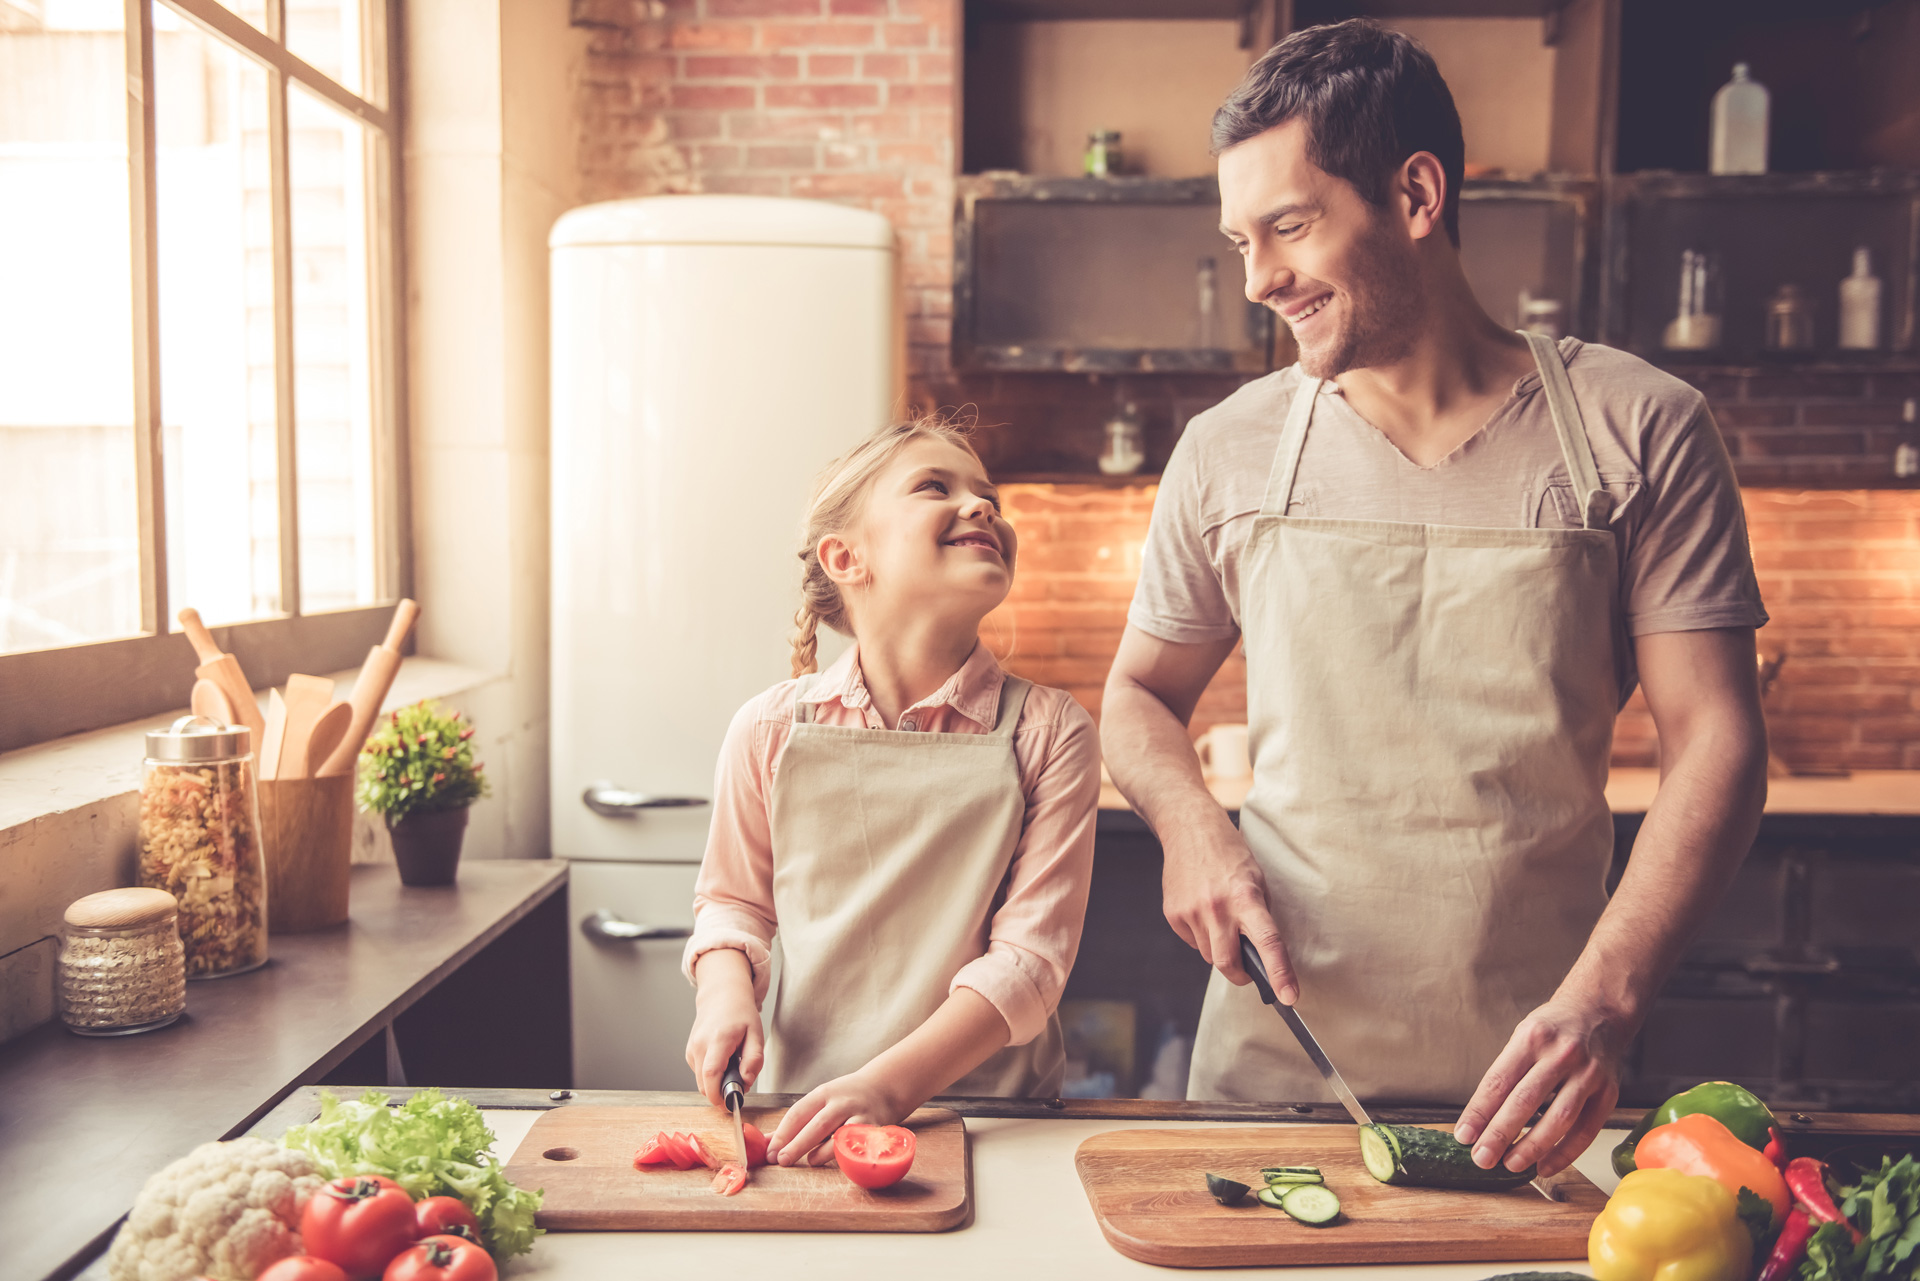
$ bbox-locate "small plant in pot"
[357,699,490,886]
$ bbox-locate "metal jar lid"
[145,715,252,762]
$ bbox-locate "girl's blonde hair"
[789,414,984,678]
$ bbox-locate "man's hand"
[764,1070,902,1168]
[1451,996,1629,1179]
[1163,830,1298,1003]
[685,948,764,1108]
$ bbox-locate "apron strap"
[792,674,815,725]
[1521,331,1612,531]
[991,676,1031,738]
[1258,375,1321,518]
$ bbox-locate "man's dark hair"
[1212,20,1465,246]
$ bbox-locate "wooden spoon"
[304,702,354,779]
[189,679,234,725]
[274,674,336,781]
[259,689,289,782]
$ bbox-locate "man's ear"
[1398,151,1448,243]
[818,533,865,589]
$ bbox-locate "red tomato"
[833,1125,916,1190]
[634,1135,673,1167]
[682,1132,719,1170]
[741,1122,769,1168]
[257,1262,349,1281]
[412,1197,482,1247]
[381,1235,496,1281]
[711,1164,747,1196]
[658,1131,699,1169]
[301,1175,420,1276]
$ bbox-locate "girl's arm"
[688,947,765,1107]
[765,989,1010,1166]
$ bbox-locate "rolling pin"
[317,599,420,778]
[177,608,266,747]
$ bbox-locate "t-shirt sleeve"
[1128,418,1242,644]
[1621,400,1770,636]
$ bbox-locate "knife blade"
[722,1049,749,1175]
[1234,935,1562,1203]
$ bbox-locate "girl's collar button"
[900,718,917,732]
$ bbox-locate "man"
[1101,21,1770,1179]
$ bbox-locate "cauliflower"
[107,1138,326,1281]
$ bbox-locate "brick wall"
[995,485,1920,769]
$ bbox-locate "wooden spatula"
[318,598,420,778]
[189,679,234,725]
[259,689,289,782]
[304,702,353,779]
[178,608,266,747]
[275,674,336,781]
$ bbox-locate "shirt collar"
[800,641,1007,730]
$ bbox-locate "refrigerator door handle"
[582,783,709,817]
[581,910,695,944]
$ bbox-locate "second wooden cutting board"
[500,1105,969,1233]
[1076,1124,1605,1268]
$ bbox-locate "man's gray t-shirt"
[1130,339,1767,696]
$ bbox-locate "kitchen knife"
[722,1049,749,1176]
[1235,935,1561,1203]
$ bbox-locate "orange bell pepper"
[1636,1112,1792,1229]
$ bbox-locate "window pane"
[287,0,374,102]
[0,0,142,655]
[155,6,282,626]
[289,85,381,613]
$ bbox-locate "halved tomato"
[711,1164,747,1196]
[681,1132,719,1170]
[741,1122,769,1168]
[833,1125,916,1190]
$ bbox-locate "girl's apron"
[1189,332,1621,1104]
[762,673,1065,1096]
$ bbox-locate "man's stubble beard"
[1283,214,1426,381]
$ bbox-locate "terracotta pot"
[388,806,470,886]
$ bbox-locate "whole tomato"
[301,1175,420,1276]
[257,1259,350,1281]
[383,1235,497,1281]
[412,1196,483,1247]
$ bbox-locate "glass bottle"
[1099,399,1146,476]
[1765,283,1815,353]
[1839,247,1882,351]
[58,887,187,1036]
[1709,63,1769,176]
[1084,131,1120,178]
[139,715,269,977]
[1663,249,1723,351]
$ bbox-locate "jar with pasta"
[139,715,269,977]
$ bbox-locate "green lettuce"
[1797,1154,1920,1281]
[281,1088,543,1258]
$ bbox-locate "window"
[0,0,404,751]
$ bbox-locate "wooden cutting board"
[501,1106,970,1232]
[1076,1125,1605,1268]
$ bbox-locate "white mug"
[1194,723,1251,781]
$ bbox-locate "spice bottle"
[1709,63,1768,176]
[1839,247,1882,351]
[58,887,187,1036]
[139,715,269,977]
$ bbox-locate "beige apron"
[1189,332,1621,1105]
[761,672,1065,1097]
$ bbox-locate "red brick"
[1859,715,1920,742]
[1744,373,1870,399]
[884,21,930,46]
[861,52,910,78]
[848,110,917,139]
[1801,401,1909,426]
[915,51,953,80]
[727,111,846,140]
[1782,687,1912,713]
[828,0,888,12]
[906,315,952,346]
[684,54,800,78]
[807,53,857,75]
[766,82,881,108]
[876,140,942,167]
[667,23,757,50]
[670,84,756,110]
[759,22,875,46]
[746,143,817,167]
[696,144,743,169]
[1712,403,1796,428]
[1838,744,1905,768]
[1741,431,1868,457]
[700,173,788,195]
[889,82,952,106]
[790,170,904,198]
[669,111,725,140]
[822,141,870,167]
[708,0,820,16]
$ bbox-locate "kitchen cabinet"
[567,860,701,1091]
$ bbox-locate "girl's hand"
[765,1071,902,1167]
[685,949,764,1107]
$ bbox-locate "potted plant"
[356,699,490,886]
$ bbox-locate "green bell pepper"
[1612,1081,1785,1177]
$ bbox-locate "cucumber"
[1255,1185,1288,1209]
[1359,1124,1537,1191]
[1206,1172,1251,1205]
[1278,1183,1342,1225]
[1262,1169,1324,1186]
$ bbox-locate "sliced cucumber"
[1278,1183,1342,1225]
[1206,1172,1251,1205]
[1358,1124,1536,1191]
[1255,1185,1288,1209]
[1261,1165,1324,1185]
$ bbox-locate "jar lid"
[145,714,251,762]
[66,887,178,929]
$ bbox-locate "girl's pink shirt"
[682,641,1101,1046]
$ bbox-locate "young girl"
[681,416,1100,1167]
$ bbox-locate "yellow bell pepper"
[1589,1168,1754,1281]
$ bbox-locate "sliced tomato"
[710,1164,748,1196]
[681,1132,720,1170]
[833,1124,916,1190]
[741,1121,770,1168]
[634,1135,673,1168]
[658,1132,699,1170]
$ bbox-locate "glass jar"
[1099,400,1146,476]
[139,715,269,977]
[58,887,187,1035]
[1084,131,1120,178]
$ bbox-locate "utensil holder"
[258,775,354,932]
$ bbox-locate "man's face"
[1218,119,1423,380]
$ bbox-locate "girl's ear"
[818,532,866,589]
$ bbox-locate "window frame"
[0,0,410,753]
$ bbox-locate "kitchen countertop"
[1100,768,1920,817]
[2,859,567,1281]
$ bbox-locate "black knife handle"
[721,1049,746,1112]
[1239,934,1280,1007]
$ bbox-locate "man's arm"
[1453,626,1768,1178]
[1102,625,1300,1001]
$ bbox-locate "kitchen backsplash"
[993,485,1920,772]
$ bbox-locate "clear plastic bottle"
[1839,247,1882,351]
[1710,63,1769,175]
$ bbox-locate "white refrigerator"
[549,195,898,1088]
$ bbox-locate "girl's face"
[823,438,1017,625]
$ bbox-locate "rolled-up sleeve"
[681,696,780,1004]
[949,695,1100,1044]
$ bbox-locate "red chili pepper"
[1764,1126,1788,1168]
[1785,1157,1863,1243]
[1757,1208,1815,1281]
